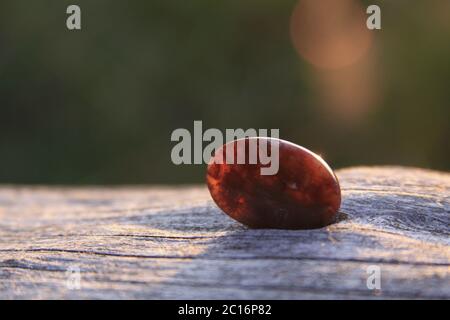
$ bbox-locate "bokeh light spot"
[290,0,373,70]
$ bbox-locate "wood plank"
[0,166,448,299]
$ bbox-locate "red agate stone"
[206,138,341,230]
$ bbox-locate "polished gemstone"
[206,138,341,229]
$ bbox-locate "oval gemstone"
[206,137,341,229]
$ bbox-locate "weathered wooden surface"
[0,166,448,299]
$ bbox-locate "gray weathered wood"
[0,166,448,299]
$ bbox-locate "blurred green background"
[0,0,449,184]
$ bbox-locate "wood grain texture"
[0,166,448,299]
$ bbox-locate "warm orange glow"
[290,0,373,70]
[290,0,379,125]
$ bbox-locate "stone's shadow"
[336,211,349,222]
[123,203,247,233]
